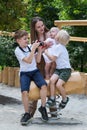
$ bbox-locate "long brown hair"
[30,16,49,43]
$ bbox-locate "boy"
[43,27,59,79]
[45,29,72,109]
[14,30,48,125]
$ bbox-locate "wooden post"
[8,67,15,86]
[84,73,87,95]
[2,67,8,84]
[0,71,2,83]
[14,67,20,87]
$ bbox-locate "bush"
[0,36,19,68]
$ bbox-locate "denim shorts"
[20,69,47,92]
[54,68,72,82]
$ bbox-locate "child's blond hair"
[50,27,60,33]
[55,29,70,45]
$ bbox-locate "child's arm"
[35,46,45,63]
[44,49,57,62]
[23,41,40,63]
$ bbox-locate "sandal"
[46,98,56,107]
[59,97,69,109]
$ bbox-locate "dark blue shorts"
[20,69,47,92]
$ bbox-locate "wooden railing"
[0,20,87,42]
[54,20,87,42]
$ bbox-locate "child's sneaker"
[20,112,32,125]
[59,97,69,109]
[46,98,56,108]
[38,106,48,121]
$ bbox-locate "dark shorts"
[54,68,72,82]
[20,69,47,92]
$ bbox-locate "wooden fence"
[54,20,87,43]
[0,67,20,87]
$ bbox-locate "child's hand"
[32,40,40,50]
[38,46,44,53]
[43,41,53,50]
[44,49,48,55]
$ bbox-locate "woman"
[28,16,57,117]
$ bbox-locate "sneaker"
[59,97,69,109]
[20,113,32,125]
[38,106,48,121]
[46,98,56,108]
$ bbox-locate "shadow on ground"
[0,95,22,105]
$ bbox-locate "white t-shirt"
[43,38,56,63]
[52,44,71,69]
[45,38,56,45]
[15,45,37,72]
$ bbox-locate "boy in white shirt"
[14,30,48,125]
[45,29,71,109]
[43,27,59,79]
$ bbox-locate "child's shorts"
[54,68,72,82]
[20,69,47,92]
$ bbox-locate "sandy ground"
[0,83,87,130]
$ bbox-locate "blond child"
[45,29,72,109]
[43,27,59,79]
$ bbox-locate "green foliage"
[59,0,87,20]
[67,41,87,72]
[26,0,59,30]
[0,0,87,72]
[0,36,19,67]
[0,0,27,31]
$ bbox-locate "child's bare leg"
[46,74,58,107]
[39,85,48,121]
[22,91,29,113]
[40,85,47,106]
[49,62,56,77]
[45,63,51,80]
[56,79,66,100]
[50,74,59,97]
[56,79,69,109]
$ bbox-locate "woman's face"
[35,21,45,34]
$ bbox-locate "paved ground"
[0,83,87,130]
